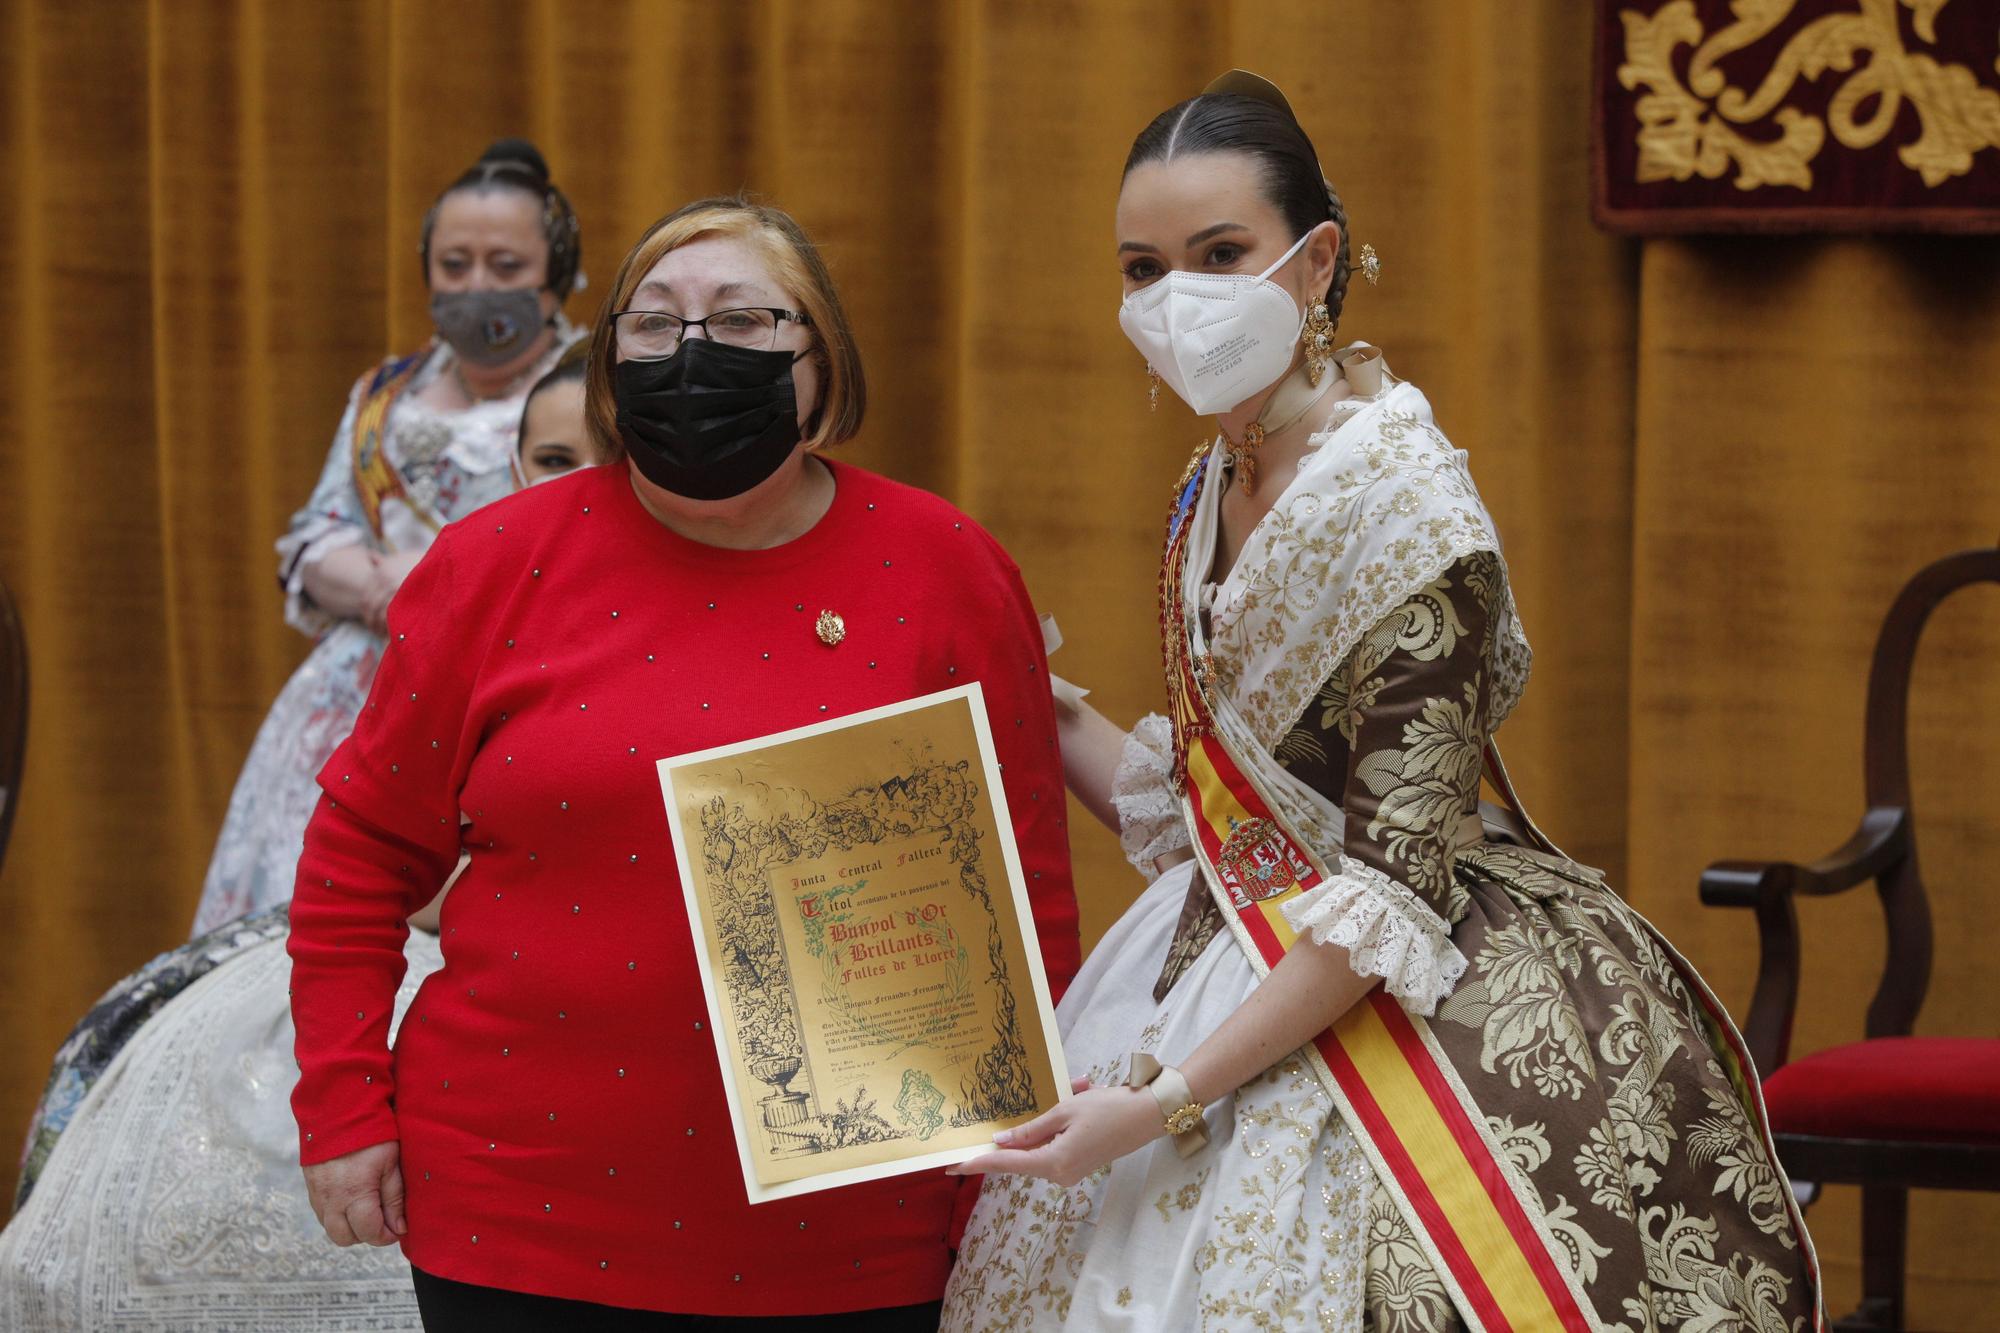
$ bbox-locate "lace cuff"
[1111,713,1190,881]
[277,518,369,638]
[1279,857,1467,1016]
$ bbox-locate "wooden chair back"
[1699,544,2000,1073]
[1855,545,2000,1044]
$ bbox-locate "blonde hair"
[584,196,866,462]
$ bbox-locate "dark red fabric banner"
[1595,0,2000,232]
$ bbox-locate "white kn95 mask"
[1118,229,1312,416]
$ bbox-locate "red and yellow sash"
[1159,446,1598,1332]
[349,349,434,543]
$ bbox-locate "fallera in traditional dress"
[942,346,1825,1333]
[190,328,576,937]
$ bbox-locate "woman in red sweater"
[287,197,1082,1329]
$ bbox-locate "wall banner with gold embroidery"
[1595,0,2000,232]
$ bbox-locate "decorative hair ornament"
[1358,242,1381,286]
[1201,68,1300,119]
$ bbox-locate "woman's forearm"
[1176,936,1376,1106]
[300,544,385,622]
[956,934,1380,1187]
[1057,698,1128,835]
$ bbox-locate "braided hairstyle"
[420,138,583,299]
[1124,94,1352,334]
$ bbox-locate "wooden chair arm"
[1699,807,1907,908]
[1695,808,1909,1076]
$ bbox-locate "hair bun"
[478,138,550,183]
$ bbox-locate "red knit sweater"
[287,460,1081,1315]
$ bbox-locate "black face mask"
[613,339,804,501]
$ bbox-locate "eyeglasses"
[612,307,811,359]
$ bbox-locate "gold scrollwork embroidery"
[1617,0,2000,190]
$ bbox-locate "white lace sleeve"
[1111,713,1191,882]
[1279,856,1468,1017]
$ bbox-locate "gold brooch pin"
[815,610,846,646]
[1358,242,1381,286]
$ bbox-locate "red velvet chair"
[1700,544,2000,1332]
[0,576,24,881]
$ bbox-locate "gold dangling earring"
[1146,363,1161,412]
[1302,302,1334,387]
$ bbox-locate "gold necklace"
[1218,363,1343,495]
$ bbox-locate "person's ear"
[1304,218,1342,307]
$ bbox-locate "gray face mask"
[429,288,547,367]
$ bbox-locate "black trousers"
[410,1265,943,1332]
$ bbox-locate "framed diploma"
[657,684,1071,1203]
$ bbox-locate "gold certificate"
[656,684,1071,1203]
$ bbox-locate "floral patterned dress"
[943,353,1822,1332]
[190,330,575,936]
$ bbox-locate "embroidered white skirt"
[0,930,442,1330]
[942,860,1371,1331]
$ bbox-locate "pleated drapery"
[1,2,1994,1319]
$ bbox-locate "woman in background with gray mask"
[190,138,584,936]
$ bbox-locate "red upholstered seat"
[1763,1037,2000,1146]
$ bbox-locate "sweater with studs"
[286,460,1082,1315]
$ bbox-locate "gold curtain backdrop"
[1,0,1994,1321]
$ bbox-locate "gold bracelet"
[1125,1052,1209,1158]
